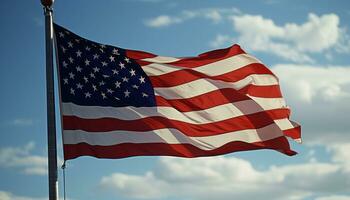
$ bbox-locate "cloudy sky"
[1,0,350,200]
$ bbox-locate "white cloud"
[210,34,233,48]
[228,13,344,62]
[209,13,350,63]
[11,119,33,126]
[204,10,222,23]
[271,64,350,145]
[99,156,350,200]
[335,27,350,53]
[284,13,340,52]
[272,64,350,103]
[144,7,240,28]
[146,10,349,62]
[0,191,46,200]
[144,15,182,27]
[100,172,169,199]
[315,195,350,200]
[327,143,350,172]
[0,142,47,175]
[0,190,73,200]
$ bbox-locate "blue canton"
[54,23,156,107]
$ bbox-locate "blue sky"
[1,0,350,200]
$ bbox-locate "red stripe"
[135,60,152,66]
[168,44,246,68]
[265,109,290,119]
[156,88,249,111]
[63,110,277,136]
[128,44,246,68]
[283,125,301,140]
[238,85,282,98]
[63,136,296,160]
[155,88,287,114]
[126,49,157,60]
[149,63,275,87]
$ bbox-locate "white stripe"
[250,96,286,110]
[274,119,295,130]
[62,101,258,124]
[154,74,278,99]
[195,53,261,76]
[62,99,287,126]
[143,63,180,76]
[142,53,261,77]
[63,123,283,150]
[142,56,180,63]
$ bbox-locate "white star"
[61,46,67,53]
[112,69,119,75]
[112,48,120,55]
[92,84,97,91]
[115,81,121,88]
[76,66,82,72]
[124,90,130,97]
[132,85,139,89]
[122,77,129,82]
[70,88,75,95]
[76,50,82,57]
[119,62,125,69]
[62,61,68,68]
[85,46,91,51]
[68,57,74,63]
[59,32,65,38]
[76,83,83,89]
[101,61,108,67]
[124,57,130,63]
[93,54,99,60]
[63,78,68,84]
[107,88,114,94]
[100,44,106,49]
[69,72,75,79]
[129,69,136,76]
[99,81,105,86]
[85,92,91,98]
[101,92,107,99]
[85,59,90,66]
[109,56,115,62]
[68,41,73,48]
[142,92,149,97]
[139,76,145,84]
[90,73,95,78]
[93,67,100,73]
[83,76,88,83]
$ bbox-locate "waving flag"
[54,23,301,160]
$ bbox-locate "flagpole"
[41,0,58,200]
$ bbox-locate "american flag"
[54,23,301,160]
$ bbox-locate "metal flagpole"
[41,0,58,200]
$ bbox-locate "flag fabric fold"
[53,23,301,160]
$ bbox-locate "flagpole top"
[41,0,54,8]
